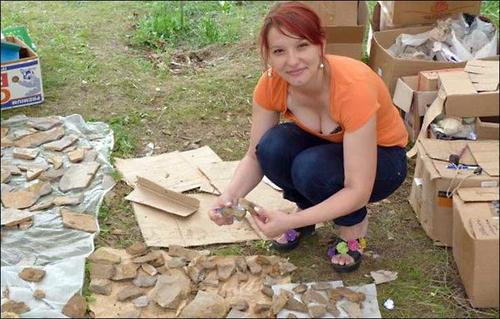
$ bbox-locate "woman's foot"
[330,215,368,267]
[271,207,316,251]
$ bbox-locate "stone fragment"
[254,303,271,314]
[237,271,248,283]
[61,209,97,233]
[88,247,121,264]
[52,194,83,206]
[334,287,366,303]
[326,303,340,317]
[47,154,63,169]
[133,270,157,287]
[312,282,331,291]
[1,136,14,148]
[1,183,14,194]
[33,289,46,299]
[149,269,191,309]
[216,258,236,281]
[0,127,8,138]
[112,263,139,281]
[1,301,30,314]
[63,145,77,153]
[18,267,46,282]
[226,309,251,318]
[1,208,35,227]
[14,126,65,148]
[302,288,329,305]
[62,293,87,318]
[287,313,298,318]
[308,304,327,318]
[271,291,292,316]
[168,245,208,261]
[293,283,308,294]
[1,191,38,209]
[126,242,147,256]
[132,250,162,264]
[2,164,21,175]
[186,263,205,284]
[116,287,144,301]
[43,135,78,151]
[83,149,98,162]
[200,256,217,270]
[132,295,149,308]
[235,256,248,273]
[246,256,262,275]
[1,167,11,183]
[29,198,53,211]
[200,271,219,288]
[68,149,85,163]
[11,127,37,140]
[278,260,298,275]
[89,278,112,295]
[27,181,52,197]
[179,290,228,318]
[229,299,249,311]
[26,168,44,181]
[256,255,271,265]
[339,301,362,318]
[165,257,187,268]
[90,263,116,279]
[18,162,49,172]
[26,117,62,131]
[141,264,158,276]
[13,148,39,160]
[39,168,64,182]
[261,286,274,298]
[263,275,276,287]
[59,162,100,192]
[285,297,308,313]
[18,220,33,230]
[119,309,141,318]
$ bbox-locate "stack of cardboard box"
[302,1,368,60]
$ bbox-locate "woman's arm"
[288,115,377,228]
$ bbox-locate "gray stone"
[39,168,64,182]
[29,197,54,211]
[1,183,14,194]
[26,117,62,131]
[14,126,65,148]
[116,287,144,301]
[168,245,208,261]
[235,256,248,273]
[18,267,45,282]
[141,264,158,276]
[293,283,308,294]
[90,263,116,279]
[285,298,307,313]
[308,304,327,318]
[271,291,292,316]
[150,269,191,309]
[179,290,228,318]
[11,127,37,140]
[132,250,162,264]
[132,295,149,308]
[13,148,39,160]
[62,293,87,318]
[59,162,100,192]
[165,256,187,268]
[89,278,112,295]
[112,263,139,281]
[43,134,78,151]
[88,247,121,264]
[302,288,329,305]
[132,270,157,287]
[246,256,262,275]
[216,258,236,281]
[83,149,98,162]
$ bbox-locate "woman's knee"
[255,123,298,167]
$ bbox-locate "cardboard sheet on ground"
[133,193,265,247]
[272,281,382,318]
[115,146,221,194]
[89,249,291,318]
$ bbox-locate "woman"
[208,2,408,273]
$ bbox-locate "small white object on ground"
[384,298,395,310]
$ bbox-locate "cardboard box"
[368,26,499,95]
[452,187,499,308]
[476,116,499,140]
[1,36,44,110]
[417,68,465,91]
[409,138,499,246]
[303,1,368,60]
[392,75,437,142]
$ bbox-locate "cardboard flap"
[125,176,200,217]
[392,77,414,113]
[414,91,438,116]
[469,217,499,240]
[465,60,499,92]
[419,139,476,165]
[468,142,500,177]
[439,71,477,96]
[457,187,499,202]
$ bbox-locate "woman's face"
[267,26,323,87]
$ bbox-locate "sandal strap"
[327,237,367,257]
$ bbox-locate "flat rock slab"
[1,167,11,183]
[1,208,36,226]
[53,194,83,206]
[88,247,121,264]
[0,127,8,139]
[2,300,30,314]
[26,168,44,181]
[11,127,37,140]
[59,162,100,192]
[29,197,54,211]
[179,290,228,318]
[39,168,64,182]
[68,149,85,163]
[18,267,46,282]
[13,148,39,160]
[43,134,78,152]
[27,181,52,197]
[1,191,38,209]
[47,154,63,169]
[62,293,87,318]
[61,208,97,233]
[14,126,65,148]
[26,117,62,131]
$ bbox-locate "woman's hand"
[208,194,237,226]
[251,207,294,238]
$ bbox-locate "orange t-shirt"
[253,55,408,148]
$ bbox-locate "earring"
[319,62,324,69]
[267,66,272,77]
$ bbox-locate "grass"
[1,1,499,317]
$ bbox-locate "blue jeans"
[255,123,407,227]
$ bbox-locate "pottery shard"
[68,149,85,163]
[168,245,207,261]
[180,290,228,318]
[90,262,116,279]
[13,148,39,160]
[1,190,38,209]
[26,117,62,131]
[52,194,83,206]
[126,242,148,256]
[39,168,64,182]
[18,267,46,282]
[308,304,327,318]
[59,162,100,192]
[112,263,139,281]
[88,247,121,264]
[302,288,329,305]
[2,301,30,314]
[133,270,158,287]
[285,297,308,313]
[141,264,158,276]
[117,286,144,301]
[150,269,191,309]
[43,134,78,152]
[62,293,87,318]
[33,289,46,299]
[246,256,262,275]
[61,209,97,233]
[14,126,65,148]
[89,278,112,295]
[216,259,236,281]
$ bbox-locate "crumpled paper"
[388,14,497,62]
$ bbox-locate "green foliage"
[107,112,148,158]
[481,0,499,27]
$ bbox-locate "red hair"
[259,2,326,68]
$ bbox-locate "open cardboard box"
[371,1,482,32]
[409,138,499,246]
[368,25,499,95]
[452,187,499,308]
[476,116,499,140]
[303,1,368,60]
